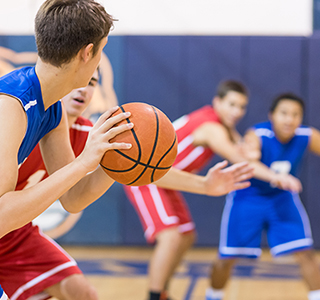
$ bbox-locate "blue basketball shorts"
[218,191,313,258]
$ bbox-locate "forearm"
[60,166,114,213]
[0,158,88,238]
[250,161,276,182]
[154,168,206,195]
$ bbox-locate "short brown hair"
[35,0,115,67]
[216,80,248,99]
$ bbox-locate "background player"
[0,70,100,300]
[124,80,253,300]
[206,93,320,300]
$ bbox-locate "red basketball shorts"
[0,224,82,300]
[124,184,195,243]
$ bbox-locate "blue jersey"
[0,67,62,164]
[237,121,311,197]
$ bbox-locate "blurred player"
[124,80,252,300]
[206,93,320,300]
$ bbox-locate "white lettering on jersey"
[24,100,37,111]
[270,160,291,174]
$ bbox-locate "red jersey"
[0,116,93,254]
[172,105,220,173]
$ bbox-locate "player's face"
[62,69,99,117]
[269,99,303,142]
[214,91,248,128]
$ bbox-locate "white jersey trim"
[295,127,312,136]
[177,135,194,154]
[174,146,205,170]
[255,128,274,138]
[173,115,189,131]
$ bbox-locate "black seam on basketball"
[101,150,172,171]
[102,105,143,172]
[151,134,177,182]
[127,105,160,185]
[101,104,175,185]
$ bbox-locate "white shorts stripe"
[148,185,179,225]
[270,238,313,256]
[130,186,156,240]
[178,222,195,233]
[11,261,77,300]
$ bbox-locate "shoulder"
[252,121,274,138]
[295,125,312,137]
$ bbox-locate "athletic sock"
[149,291,161,300]
[309,290,320,300]
[160,291,168,300]
[205,287,224,300]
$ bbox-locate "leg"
[205,257,237,300]
[149,227,195,293]
[294,249,320,291]
[210,258,237,290]
[44,274,98,300]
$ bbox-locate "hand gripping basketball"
[100,102,178,186]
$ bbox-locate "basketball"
[100,102,178,186]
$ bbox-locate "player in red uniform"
[124,80,250,300]
[0,70,100,300]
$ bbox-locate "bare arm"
[154,161,253,196]
[0,46,38,65]
[0,101,132,238]
[243,129,302,193]
[192,122,246,163]
[309,127,320,155]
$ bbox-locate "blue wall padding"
[3,35,320,247]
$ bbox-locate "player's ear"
[80,43,94,63]
[212,96,220,108]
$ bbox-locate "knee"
[294,249,316,264]
[215,258,237,270]
[85,285,99,300]
[184,230,196,246]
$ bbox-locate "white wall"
[0,0,313,36]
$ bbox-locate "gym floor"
[57,246,310,300]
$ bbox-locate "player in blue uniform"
[206,93,320,300]
[0,1,134,298]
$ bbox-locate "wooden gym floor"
[56,246,312,300]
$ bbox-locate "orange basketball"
[100,102,178,186]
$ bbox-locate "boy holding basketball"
[206,93,320,300]
[124,80,255,300]
[0,0,133,298]
[0,70,101,300]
